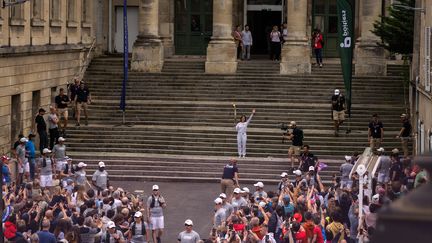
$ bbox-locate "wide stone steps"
[68,56,410,184]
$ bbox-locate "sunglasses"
[185,224,193,227]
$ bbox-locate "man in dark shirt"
[389,157,403,185]
[74,82,91,126]
[368,114,384,150]
[220,158,239,200]
[34,108,48,154]
[69,77,81,119]
[55,88,70,134]
[299,145,317,173]
[396,114,412,158]
[285,121,304,170]
[331,89,346,136]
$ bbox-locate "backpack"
[131,221,146,236]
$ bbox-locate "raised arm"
[245,109,256,125]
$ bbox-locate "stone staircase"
[66,56,409,185]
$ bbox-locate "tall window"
[10,3,24,21]
[82,0,90,23]
[51,0,61,22]
[68,0,76,22]
[32,0,44,20]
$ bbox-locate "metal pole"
[358,174,364,243]
[108,0,113,52]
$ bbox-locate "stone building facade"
[411,0,432,154]
[0,0,404,153]
[0,0,101,153]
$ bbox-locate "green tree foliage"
[372,0,415,55]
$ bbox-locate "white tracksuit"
[236,113,254,157]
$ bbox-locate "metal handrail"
[76,38,96,81]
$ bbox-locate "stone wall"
[0,0,95,154]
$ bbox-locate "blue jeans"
[314,48,323,64]
[28,158,36,180]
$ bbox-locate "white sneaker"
[242,155,246,158]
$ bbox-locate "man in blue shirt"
[25,134,36,180]
[2,155,11,185]
[37,219,56,243]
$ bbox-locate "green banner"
[337,0,354,117]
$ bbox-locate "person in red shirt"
[302,212,315,241]
[312,214,324,243]
[312,29,324,67]
[292,221,308,243]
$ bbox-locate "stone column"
[280,0,311,74]
[355,0,386,76]
[131,0,164,72]
[205,0,237,74]
[159,0,174,57]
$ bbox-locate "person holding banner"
[236,109,256,158]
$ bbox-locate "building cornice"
[0,44,91,57]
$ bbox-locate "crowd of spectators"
[209,148,428,243]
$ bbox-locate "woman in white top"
[269,25,281,61]
[236,109,256,158]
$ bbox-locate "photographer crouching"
[282,121,304,171]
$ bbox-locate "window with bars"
[425,26,431,92]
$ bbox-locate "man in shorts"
[147,185,166,243]
[39,148,55,189]
[16,137,29,184]
[284,121,303,170]
[55,88,70,135]
[331,89,346,136]
[376,147,391,186]
[368,114,384,150]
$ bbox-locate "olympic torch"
[232,103,237,125]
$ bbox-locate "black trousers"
[38,130,48,153]
[49,128,59,149]
[270,42,281,60]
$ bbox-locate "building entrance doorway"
[247,10,281,55]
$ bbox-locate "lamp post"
[357,164,367,243]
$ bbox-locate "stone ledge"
[67,20,79,28]
[50,19,63,27]
[0,44,90,57]
[31,18,45,27]
[9,18,25,26]
[81,22,92,28]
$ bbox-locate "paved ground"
[112,180,274,242]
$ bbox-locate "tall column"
[205,0,237,74]
[131,0,164,72]
[355,0,386,76]
[159,0,174,57]
[280,0,311,74]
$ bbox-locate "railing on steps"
[349,147,380,201]
[70,38,96,83]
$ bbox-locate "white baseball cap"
[185,219,193,226]
[293,170,302,176]
[254,182,264,188]
[134,211,143,218]
[42,148,52,154]
[219,193,227,199]
[77,162,87,168]
[233,188,242,194]
[259,201,267,208]
[152,185,159,191]
[58,137,66,142]
[377,147,385,152]
[344,155,352,161]
[308,166,315,171]
[214,198,223,204]
[392,148,399,154]
[289,121,296,126]
[242,187,250,193]
[334,89,340,95]
[20,137,28,143]
[98,161,106,167]
[372,194,380,204]
[107,221,116,229]
[280,172,288,177]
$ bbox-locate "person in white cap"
[231,188,248,211]
[177,219,200,243]
[103,221,126,243]
[284,121,304,170]
[52,136,67,172]
[219,193,234,217]
[277,172,290,194]
[331,89,346,136]
[128,211,149,243]
[235,109,256,158]
[368,114,384,150]
[147,184,166,243]
[242,187,251,204]
[340,155,353,189]
[253,182,267,202]
[376,148,391,186]
[73,162,87,186]
[16,137,29,184]
[92,161,109,195]
[213,198,226,228]
[39,148,55,189]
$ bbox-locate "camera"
[280,123,290,143]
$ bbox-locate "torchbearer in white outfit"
[236,109,255,158]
